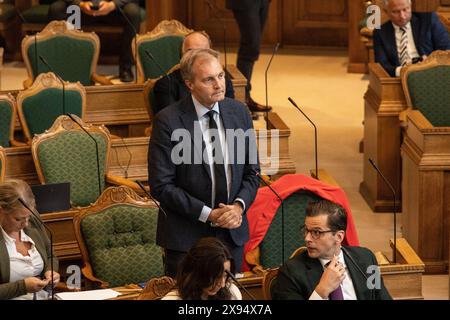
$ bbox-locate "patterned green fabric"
[260,190,322,269]
[22,5,50,23]
[0,4,16,22]
[407,65,450,126]
[22,88,83,136]
[0,100,13,147]
[80,205,163,287]
[27,37,95,85]
[138,36,184,79]
[36,131,107,207]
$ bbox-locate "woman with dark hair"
[162,237,242,300]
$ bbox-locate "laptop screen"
[31,183,71,214]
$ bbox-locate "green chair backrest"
[260,190,323,269]
[35,131,107,207]
[138,35,184,80]
[27,36,95,85]
[0,99,13,147]
[80,205,163,287]
[21,88,83,137]
[407,65,450,126]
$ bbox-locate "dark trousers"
[231,0,270,97]
[164,232,244,278]
[48,1,141,71]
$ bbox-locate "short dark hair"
[176,237,235,300]
[305,199,347,232]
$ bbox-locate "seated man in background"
[373,0,450,77]
[152,31,235,116]
[48,0,141,82]
[272,200,391,300]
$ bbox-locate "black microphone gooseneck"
[225,270,256,300]
[341,246,375,300]
[205,0,227,72]
[264,42,280,127]
[16,9,39,78]
[65,113,102,197]
[39,56,65,115]
[136,181,167,217]
[368,158,397,264]
[17,198,54,300]
[144,50,172,102]
[255,171,285,264]
[288,97,318,180]
[116,3,138,84]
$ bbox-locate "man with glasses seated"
[272,200,391,300]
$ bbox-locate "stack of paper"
[55,289,121,300]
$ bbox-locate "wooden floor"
[1,47,448,299]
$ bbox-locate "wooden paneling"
[282,0,348,47]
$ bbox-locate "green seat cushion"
[0,4,16,23]
[22,5,50,24]
[138,36,184,79]
[22,88,83,136]
[81,205,163,287]
[36,131,107,207]
[260,190,322,269]
[407,65,450,126]
[0,100,13,147]
[27,36,95,85]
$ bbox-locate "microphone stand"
[116,3,139,84]
[341,246,375,300]
[144,50,171,103]
[205,0,227,72]
[264,43,280,128]
[136,180,167,217]
[368,158,397,263]
[18,198,55,300]
[288,97,318,180]
[66,113,102,197]
[225,270,256,300]
[255,171,285,264]
[39,56,65,115]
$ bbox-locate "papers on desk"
[55,289,121,300]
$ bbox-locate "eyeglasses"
[301,226,335,240]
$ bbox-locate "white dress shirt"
[393,22,420,77]
[309,250,358,300]
[1,227,48,300]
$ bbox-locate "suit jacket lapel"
[179,96,211,179]
[411,14,423,56]
[344,254,368,300]
[384,22,400,66]
[305,257,324,297]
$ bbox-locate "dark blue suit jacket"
[148,96,260,252]
[373,12,450,77]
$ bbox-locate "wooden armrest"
[105,174,149,194]
[81,265,108,289]
[23,78,33,89]
[92,73,113,85]
[10,139,28,147]
[406,109,433,129]
[369,63,390,79]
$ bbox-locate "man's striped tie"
[399,26,409,66]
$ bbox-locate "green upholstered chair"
[133,20,192,83]
[0,94,26,148]
[21,20,111,88]
[401,50,450,127]
[73,185,164,288]
[17,72,86,144]
[31,114,142,207]
[0,146,6,182]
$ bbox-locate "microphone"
[205,0,227,72]
[288,97,318,180]
[65,113,102,197]
[144,50,171,101]
[17,198,55,300]
[254,170,285,264]
[136,180,167,217]
[115,3,139,84]
[16,9,39,77]
[368,158,397,264]
[341,246,375,300]
[39,56,65,115]
[225,270,256,300]
[264,42,280,124]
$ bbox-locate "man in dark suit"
[226,0,272,112]
[272,200,392,300]
[373,0,450,77]
[148,48,260,277]
[48,0,141,82]
[152,31,235,116]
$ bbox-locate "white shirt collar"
[318,248,346,269]
[1,227,35,246]
[192,95,220,120]
[392,21,411,32]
